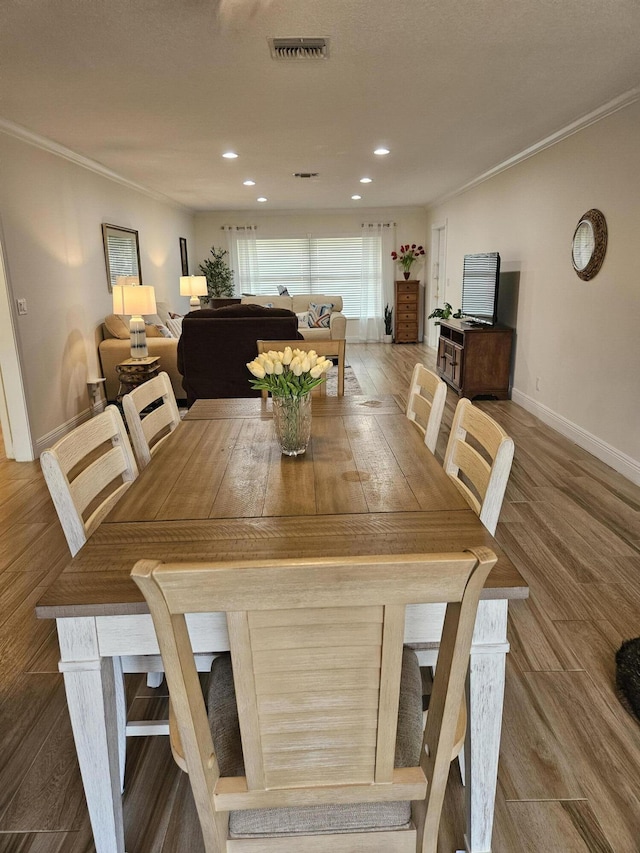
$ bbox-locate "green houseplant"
[427,303,463,325]
[198,246,235,299]
[383,304,393,342]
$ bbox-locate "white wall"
[194,207,429,337]
[0,131,194,455]
[426,100,640,481]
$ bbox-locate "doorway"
[0,222,33,460]
[428,221,447,349]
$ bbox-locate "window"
[236,235,378,318]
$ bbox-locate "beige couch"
[240,294,346,342]
[98,301,184,401]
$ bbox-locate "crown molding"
[430,86,640,207]
[0,117,189,211]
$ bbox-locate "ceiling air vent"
[269,38,329,60]
[293,172,319,179]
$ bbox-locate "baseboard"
[34,399,107,457]
[511,387,640,486]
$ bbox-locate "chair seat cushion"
[207,647,422,838]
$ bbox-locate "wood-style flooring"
[0,341,639,852]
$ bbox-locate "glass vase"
[272,393,312,457]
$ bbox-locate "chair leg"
[146,671,164,688]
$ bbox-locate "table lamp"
[112,284,157,360]
[179,275,208,309]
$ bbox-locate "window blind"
[237,235,371,317]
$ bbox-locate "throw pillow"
[263,302,274,308]
[104,314,166,340]
[169,311,183,319]
[166,317,183,338]
[277,286,291,296]
[104,313,130,339]
[155,324,173,338]
[296,311,309,327]
[308,302,333,328]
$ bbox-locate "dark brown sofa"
[177,304,301,406]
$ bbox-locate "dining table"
[36,393,528,853]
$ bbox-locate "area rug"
[325,365,362,395]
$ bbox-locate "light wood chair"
[257,339,346,397]
[406,364,447,454]
[40,405,138,557]
[443,398,515,535]
[122,371,181,469]
[41,404,172,712]
[132,546,497,853]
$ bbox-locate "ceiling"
[1,0,639,211]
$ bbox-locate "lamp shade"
[112,284,157,316]
[179,276,208,298]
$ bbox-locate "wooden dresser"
[394,280,421,343]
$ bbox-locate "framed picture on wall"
[179,237,189,275]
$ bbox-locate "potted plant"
[198,246,235,304]
[427,303,462,325]
[391,244,425,280]
[383,304,393,343]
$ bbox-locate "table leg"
[57,617,127,853]
[464,600,509,853]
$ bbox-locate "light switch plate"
[17,298,27,315]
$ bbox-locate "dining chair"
[132,546,497,853]
[257,338,346,397]
[406,364,448,454]
[122,371,181,469]
[443,398,515,535]
[40,404,138,557]
[41,406,165,695]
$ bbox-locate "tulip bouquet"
[391,244,425,273]
[247,346,333,397]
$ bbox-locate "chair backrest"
[132,547,497,853]
[406,364,447,453]
[122,371,181,469]
[256,340,336,398]
[40,405,138,556]
[443,398,514,535]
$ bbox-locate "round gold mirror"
[571,209,607,281]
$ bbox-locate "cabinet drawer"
[396,282,417,293]
[397,293,417,304]
[397,310,417,322]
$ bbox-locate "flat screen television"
[461,252,501,325]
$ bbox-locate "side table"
[116,356,160,404]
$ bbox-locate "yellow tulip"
[247,360,266,379]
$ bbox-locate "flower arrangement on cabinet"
[247,347,333,397]
[391,244,425,278]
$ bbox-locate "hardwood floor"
[1,341,639,852]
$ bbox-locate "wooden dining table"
[36,394,527,853]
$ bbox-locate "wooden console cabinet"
[394,280,423,343]
[437,318,513,399]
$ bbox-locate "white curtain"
[221,225,258,295]
[359,222,395,342]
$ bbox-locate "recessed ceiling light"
[243,180,256,186]
[374,147,390,156]
[360,177,372,183]
[351,195,362,200]
[222,151,238,159]
[257,197,268,203]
